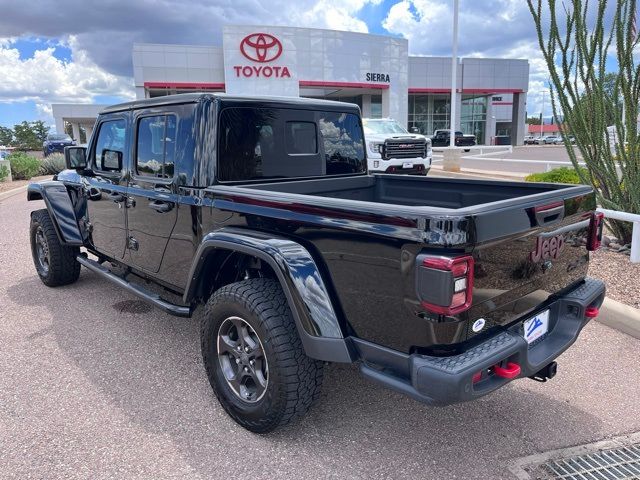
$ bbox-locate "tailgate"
[464,193,599,339]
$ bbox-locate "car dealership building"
[53,25,529,145]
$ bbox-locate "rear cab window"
[217,107,365,182]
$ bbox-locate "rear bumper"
[354,277,605,405]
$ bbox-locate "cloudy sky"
[0,0,586,128]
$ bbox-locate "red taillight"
[421,255,474,315]
[587,212,604,251]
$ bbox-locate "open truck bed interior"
[234,174,589,211]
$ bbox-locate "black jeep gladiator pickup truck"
[27,93,605,433]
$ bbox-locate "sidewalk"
[429,163,528,181]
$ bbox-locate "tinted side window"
[318,112,365,175]
[217,108,365,182]
[94,119,126,172]
[136,115,177,178]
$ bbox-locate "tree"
[0,126,13,146]
[527,116,542,125]
[12,121,50,150]
[527,0,640,243]
[31,120,49,145]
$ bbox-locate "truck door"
[85,116,129,259]
[125,113,179,273]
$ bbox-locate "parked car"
[431,129,476,151]
[27,93,605,433]
[363,118,431,175]
[534,135,560,145]
[524,135,537,145]
[43,133,75,157]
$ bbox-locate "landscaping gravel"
[589,249,640,309]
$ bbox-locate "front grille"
[542,445,640,479]
[383,139,427,159]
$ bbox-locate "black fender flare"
[184,228,354,363]
[27,182,84,246]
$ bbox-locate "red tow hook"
[585,306,599,318]
[493,362,521,379]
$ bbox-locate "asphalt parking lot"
[2,192,640,479]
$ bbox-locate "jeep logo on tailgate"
[530,234,565,262]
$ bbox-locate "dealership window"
[408,94,450,136]
[370,95,382,119]
[136,115,177,178]
[460,95,487,145]
[217,108,365,181]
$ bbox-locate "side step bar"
[76,255,192,317]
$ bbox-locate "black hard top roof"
[100,92,360,114]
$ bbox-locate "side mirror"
[65,146,87,170]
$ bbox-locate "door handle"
[148,201,173,213]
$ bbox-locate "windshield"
[48,134,72,141]
[363,119,408,135]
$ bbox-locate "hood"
[364,133,429,143]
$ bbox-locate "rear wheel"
[201,278,324,433]
[30,209,80,287]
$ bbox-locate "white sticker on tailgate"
[523,310,550,344]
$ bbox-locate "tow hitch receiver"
[529,361,558,383]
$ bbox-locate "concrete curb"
[0,184,28,202]
[596,297,640,339]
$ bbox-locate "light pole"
[443,0,461,171]
[540,90,546,138]
[449,0,459,148]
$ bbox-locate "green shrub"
[40,153,66,175]
[525,166,589,184]
[8,152,41,180]
[0,164,9,181]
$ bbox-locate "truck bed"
[209,173,595,353]
[232,174,588,212]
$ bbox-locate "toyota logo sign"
[240,33,283,63]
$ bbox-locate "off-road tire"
[30,209,80,287]
[201,278,324,433]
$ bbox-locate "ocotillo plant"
[527,0,639,243]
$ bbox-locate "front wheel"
[30,209,80,287]
[201,278,324,433]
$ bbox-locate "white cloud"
[382,0,551,115]
[0,36,135,122]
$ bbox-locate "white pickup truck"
[363,118,432,175]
